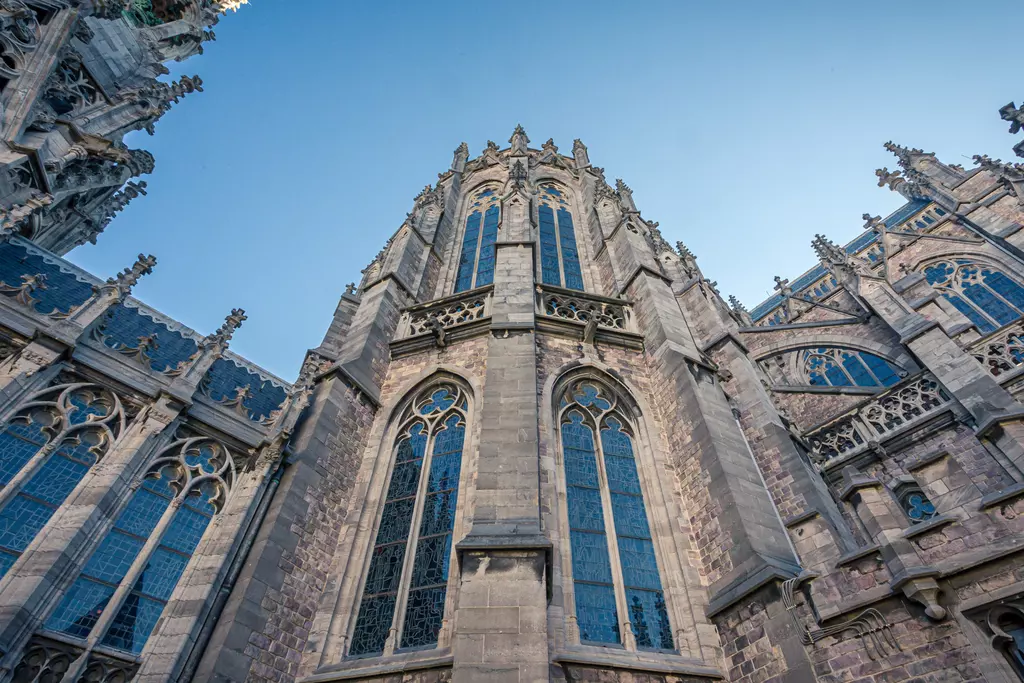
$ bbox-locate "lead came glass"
[923,259,1024,334]
[539,184,584,291]
[560,379,674,652]
[454,188,500,293]
[803,348,903,388]
[350,383,469,657]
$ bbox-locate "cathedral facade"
[2,3,1024,683]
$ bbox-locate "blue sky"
[66,0,1024,381]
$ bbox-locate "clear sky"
[66,0,1024,381]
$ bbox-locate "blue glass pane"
[409,534,452,588]
[419,391,455,416]
[375,498,415,545]
[575,583,619,645]
[183,443,219,474]
[863,353,900,386]
[474,206,499,287]
[134,547,189,601]
[841,354,877,387]
[386,459,422,500]
[570,532,614,584]
[943,293,994,334]
[924,262,954,286]
[572,385,611,411]
[67,392,114,425]
[0,496,52,556]
[567,487,605,532]
[349,594,396,656]
[617,537,663,590]
[47,577,115,638]
[401,586,446,649]
[0,550,15,578]
[21,450,90,505]
[0,421,47,486]
[963,281,1018,327]
[425,451,460,493]
[115,489,171,538]
[363,544,405,595]
[395,427,427,463]
[82,531,146,584]
[419,491,457,537]
[455,212,481,293]
[985,270,1024,311]
[101,593,164,654]
[558,208,584,291]
[611,494,651,539]
[162,505,212,555]
[539,205,561,286]
[903,492,936,522]
[626,589,674,651]
[824,360,851,387]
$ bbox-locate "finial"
[509,124,530,155]
[999,102,1024,135]
[862,213,882,229]
[773,275,791,293]
[344,283,356,296]
[875,167,901,188]
[884,141,926,170]
[542,138,558,154]
[510,159,527,189]
[452,142,469,172]
[572,138,590,168]
[208,308,246,348]
[811,234,845,264]
[107,253,156,296]
[675,241,695,259]
[615,179,631,194]
[728,295,746,312]
[485,140,499,153]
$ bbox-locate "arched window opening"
[1003,615,1024,679]
[895,486,936,524]
[539,183,584,291]
[558,378,673,652]
[922,259,1024,335]
[983,607,1024,680]
[454,188,500,293]
[0,383,123,579]
[349,382,468,657]
[45,437,233,655]
[802,348,903,388]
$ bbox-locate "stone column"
[451,163,550,683]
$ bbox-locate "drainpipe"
[175,451,288,682]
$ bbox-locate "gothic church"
[0,3,1024,682]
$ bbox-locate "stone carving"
[0,0,41,102]
[77,655,138,683]
[105,252,156,296]
[509,159,527,190]
[804,374,950,463]
[540,289,628,331]
[10,637,80,683]
[728,295,753,326]
[407,292,488,338]
[205,307,246,348]
[572,138,589,168]
[675,241,699,279]
[999,101,1023,135]
[883,141,927,170]
[970,319,1024,377]
[29,48,101,131]
[509,123,529,155]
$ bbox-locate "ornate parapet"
[534,284,642,348]
[803,373,953,476]
[970,319,1024,380]
[391,285,493,356]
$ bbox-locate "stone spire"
[616,179,637,212]
[509,124,530,155]
[676,241,699,278]
[811,234,846,266]
[728,295,753,326]
[572,139,590,169]
[884,141,927,170]
[452,142,469,172]
[875,166,929,201]
[542,138,558,155]
[206,308,247,349]
[107,253,157,297]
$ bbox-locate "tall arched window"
[45,437,233,655]
[0,383,124,579]
[558,377,673,652]
[539,183,584,291]
[802,348,903,388]
[454,188,500,293]
[983,606,1024,680]
[349,382,468,657]
[922,258,1024,334]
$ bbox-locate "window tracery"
[922,258,1024,335]
[45,435,234,655]
[760,347,905,389]
[0,382,124,578]
[454,187,500,293]
[557,378,673,652]
[538,183,584,291]
[896,487,936,524]
[349,382,468,657]
[977,603,1024,679]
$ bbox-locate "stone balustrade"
[804,373,952,467]
[535,285,633,332]
[969,319,1024,378]
[396,286,492,341]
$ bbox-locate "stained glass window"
[559,379,673,652]
[45,437,231,655]
[538,184,584,291]
[350,383,468,657]
[1000,616,1024,679]
[0,384,121,579]
[802,348,903,388]
[454,188,500,293]
[897,487,936,524]
[923,259,1024,335]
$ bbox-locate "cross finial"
[107,253,156,296]
[773,275,790,293]
[862,213,882,230]
[344,283,356,296]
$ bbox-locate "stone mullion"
[383,427,436,655]
[550,411,582,647]
[590,414,636,651]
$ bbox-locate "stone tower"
[0,0,242,254]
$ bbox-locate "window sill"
[553,647,724,679]
[301,649,453,683]
[901,513,958,540]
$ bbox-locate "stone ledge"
[889,565,941,591]
[974,406,1024,438]
[738,317,863,333]
[705,557,801,617]
[979,482,1024,510]
[553,648,724,679]
[834,543,882,568]
[902,513,958,540]
[782,508,821,528]
[301,652,453,683]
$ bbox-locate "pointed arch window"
[0,383,124,579]
[349,383,468,657]
[539,183,584,291]
[802,348,903,388]
[45,437,233,655]
[922,259,1024,334]
[558,379,673,652]
[454,188,500,293]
